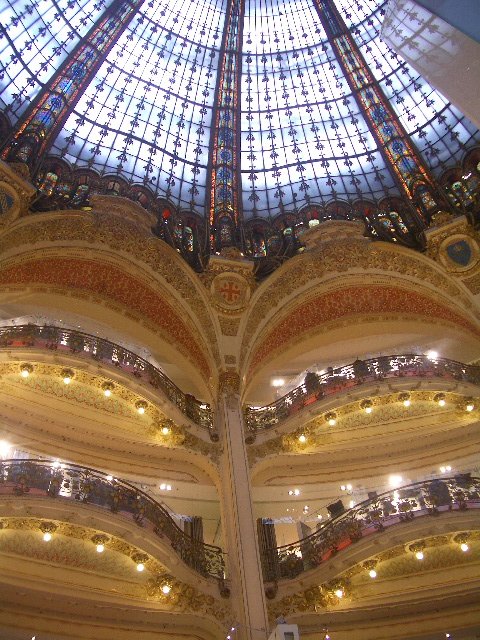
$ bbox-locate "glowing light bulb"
[298,434,306,443]
[161,584,171,594]
[136,563,145,572]
[460,543,469,552]
[466,402,474,412]
[21,368,30,378]
[438,398,446,407]
[137,406,145,414]
[365,406,372,414]
[369,569,377,578]
[0,440,12,459]
[63,376,72,385]
[43,532,52,542]
[96,544,105,553]
[106,475,113,482]
[294,489,300,496]
[161,427,170,435]
[389,474,403,489]
[334,588,344,598]
[426,350,438,360]
[104,388,112,397]
[415,551,424,560]
[403,399,411,407]
[328,417,336,426]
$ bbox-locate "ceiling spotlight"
[409,542,425,560]
[161,584,171,594]
[96,544,105,553]
[325,412,337,426]
[132,552,148,571]
[369,569,377,578]
[426,350,439,360]
[465,398,475,412]
[20,363,33,378]
[399,392,411,407]
[135,400,148,415]
[334,588,344,598]
[271,378,285,387]
[434,393,446,407]
[161,426,170,435]
[0,440,12,459]
[388,474,403,489]
[453,533,470,552]
[360,399,373,414]
[298,434,307,443]
[102,382,114,397]
[61,369,74,385]
[40,522,57,541]
[92,534,109,552]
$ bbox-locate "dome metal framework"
[0,0,480,269]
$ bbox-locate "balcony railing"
[0,459,225,581]
[261,475,480,583]
[0,324,213,431]
[244,354,480,433]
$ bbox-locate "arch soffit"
[0,209,221,373]
[0,244,214,392]
[0,363,220,486]
[241,239,480,378]
[271,510,480,599]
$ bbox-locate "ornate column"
[313,0,452,223]
[206,0,244,251]
[1,0,144,173]
[217,371,269,640]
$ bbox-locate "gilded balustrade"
[244,354,480,433]
[261,476,480,582]
[0,324,213,431]
[0,458,225,581]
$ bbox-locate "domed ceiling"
[0,0,479,223]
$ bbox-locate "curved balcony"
[245,354,480,433]
[0,324,213,431]
[0,459,225,582]
[261,475,480,583]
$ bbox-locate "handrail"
[261,475,480,582]
[0,459,225,581]
[0,324,214,431]
[244,354,480,432]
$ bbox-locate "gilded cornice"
[248,391,479,465]
[0,159,36,222]
[0,517,231,621]
[0,362,220,463]
[0,211,221,369]
[240,239,478,370]
[268,532,480,619]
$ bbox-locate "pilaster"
[217,370,270,640]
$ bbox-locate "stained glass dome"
[1,0,479,259]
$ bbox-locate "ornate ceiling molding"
[245,283,480,381]
[240,232,479,373]
[0,249,213,382]
[0,209,221,371]
[0,365,220,483]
